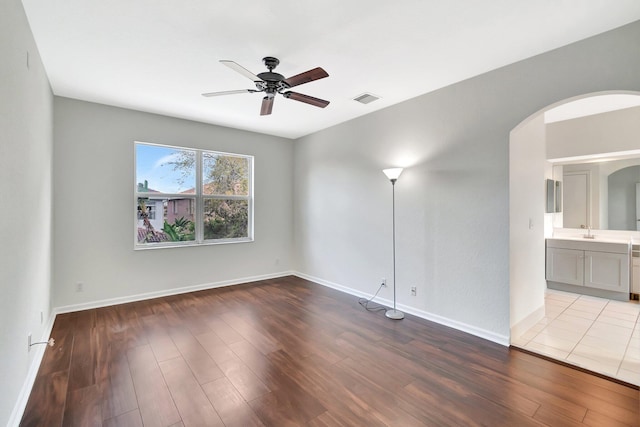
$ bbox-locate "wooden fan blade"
[283,91,330,108]
[220,60,262,82]
[202,89,255,97]
[260,96,274,115]
[282,67,329,88]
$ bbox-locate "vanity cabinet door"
[546,247,584,286]
[584,251,630,292]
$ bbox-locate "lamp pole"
[383,168,404,320]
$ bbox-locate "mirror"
[546,179,562,213]
[559,157,640,231]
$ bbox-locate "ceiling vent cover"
[353,93,380,104]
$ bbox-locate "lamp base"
[385,309,404,320]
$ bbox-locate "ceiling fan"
[202,57,330,116]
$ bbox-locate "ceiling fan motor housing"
[257,61,289,94]
[257,71,285,83]
[258,57,291,93]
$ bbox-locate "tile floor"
[512,290,640,386]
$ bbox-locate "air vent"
[353,93,380,104]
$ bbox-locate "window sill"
[134,237,254,250]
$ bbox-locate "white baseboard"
[294,271,510,346]
[7,312,57,427]
[510,304,545,341]
[54,271,294,314]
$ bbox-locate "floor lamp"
[383,168,404,320]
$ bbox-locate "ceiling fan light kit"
[202,57,330,116]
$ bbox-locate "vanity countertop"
[547,236,631,244]
[546,237,630,253]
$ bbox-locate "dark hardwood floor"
[20,276,639,426]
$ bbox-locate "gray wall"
[53,98,294,309]
[0,0,53,424]
[609,165,640,230]
[293,21,640,341]
[547,105,640,160]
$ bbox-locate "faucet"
[584,226,595,239]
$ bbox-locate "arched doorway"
[509,91,640,385]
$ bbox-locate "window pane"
[136,144,196,193]
[203,153,249,196]
[203,199,249,240]
[137,197,195,243]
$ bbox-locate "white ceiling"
[21,0,640,139]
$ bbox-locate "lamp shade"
[383,168,403,181]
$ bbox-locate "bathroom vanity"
[546,237,631,301]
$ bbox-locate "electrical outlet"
[76,282,83,292]
[411,286,417,296]
[381,278,387,287]
[28,333,32,352]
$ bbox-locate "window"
[138,203,156,220]
[135,142,253,248]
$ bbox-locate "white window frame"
[134,141,254,250]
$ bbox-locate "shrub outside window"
[135,142,253,248]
